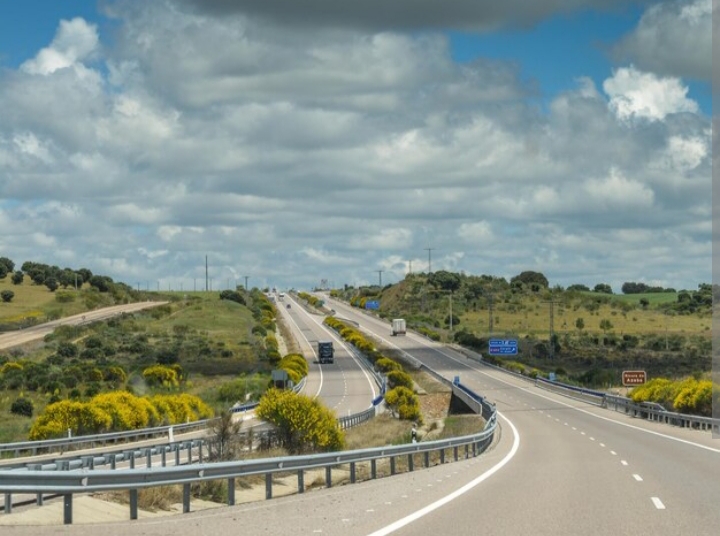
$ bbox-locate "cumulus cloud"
[177,0,635,31]
[0,2,711,291]
[603,66,699,121]
[21,17,100,75]
[613,0,711,81]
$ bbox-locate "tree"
[567,284,590,292]
[575,317,585,331]
[0,264,6,279]
[593,283,613,294]
[0,257,14,274]
[599,319,613,333]
[427,270,462,292]
[510,271,549,291]
[45,277,59,292]
[11,271,24,285]
[207,410,243,461]
[639,298,650,309]
[1,290,14,303]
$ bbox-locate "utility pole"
[376,270,384,287]
[408,260,412,275]
[542,299,558,358]
[487,293,494,334]
[205,255,208,292]
[424,248,434,273]
[449,291,453,331]
[244,275,249,291]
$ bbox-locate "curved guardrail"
[0,374,496,525]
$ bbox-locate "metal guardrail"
[452,343,720,432]
[0,420,213,459]
[0,379,495,525]
[0,377,307,460]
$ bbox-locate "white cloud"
[613,0,711,81]
[0,3,710,292]
[21,18,99,75]
[603,66,699,121]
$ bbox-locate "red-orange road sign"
[622,370,646,386]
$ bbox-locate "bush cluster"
[630,377,715,416]
[323,316,421,422]
[278,353,309,385]
[256,388,345,454]
[29,392,213,440]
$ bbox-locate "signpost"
[622,370,646,386]
[488,339,518,356]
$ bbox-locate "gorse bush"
[29,392,212,439]
[631,376,715,416]
[256,389,345,454]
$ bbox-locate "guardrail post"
[161,448,167,467]
[454,446,459,461]
[472,442,477,457]
[424,451,430,468]
[350,462,356,483]
[129,489,138,520]
[297,470,304,493]
[198,442,203,464]
[183,484,191,513]
[228,478,235,505]
[63,494,73,525]
[111,455,117,470]
[440,449,445,464]
[146,450,152,468]
[408,454,414,472]
[36,492,43,506]
[129,451,135,469]
[175,446,180,466]
[266,473,273,499]
[4,493,11,514]
[371,459,377,479]
[464,445,469,459]
[390,457,396,475]
[325,466,332,488]
[187,443,192,465]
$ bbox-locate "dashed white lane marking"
[589,437,595,441]
[621,460,629,466]
[652,497,666,510]
[633,474,643,482]
[599,443,605,448]
[610,451,617,455]
[581,432,586,436]
[367,509,375,512]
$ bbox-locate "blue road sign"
[488,338,518,356]
[365,300,379,310]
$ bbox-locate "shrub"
[143,365,180,388]
[10,397,34,417]
[1,290,14,303]
[386,370,414,390]
[256,389,345,453]
[375,357,402,373]
[384,386,421,422]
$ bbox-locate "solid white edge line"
[367,411,520,536]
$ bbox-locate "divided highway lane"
[279,293,377,416]
[327,295,720,535]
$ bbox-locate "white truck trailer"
[391,318,406,336]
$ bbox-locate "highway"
[4,296,719,535]
[278,292,378,416]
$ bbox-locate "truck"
[391,318,406,336]
[317,341,334,364]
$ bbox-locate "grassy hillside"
[333,273,712,385]
[0,289,277,444]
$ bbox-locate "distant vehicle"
[317,341,334,364]
[286,304,291,309]
[391,318,406,336]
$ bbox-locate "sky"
[0,0,713,293]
